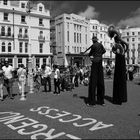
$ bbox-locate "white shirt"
[54,68,60,79]
[43,66,52,78]
[2,65,14,79]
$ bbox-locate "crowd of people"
[0,59,92,101]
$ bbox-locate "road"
[0,79,140,139]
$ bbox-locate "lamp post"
[26,0,34,94]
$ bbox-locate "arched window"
[40,31,43,35]
[1,27,5,36]
[2,42,5,52]
[8,42,11,52]
[7,27,11,36]
[19,28,22,33]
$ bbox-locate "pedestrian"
[2,60,14,99]
[17,64,26,95]
[108,25,128,105]
[33,65,41,91]
[41,64,52,92]
[128,66,134,81]
[45,64,52,92]
[53,65,61,95]
[0,63,4,101]
[85,36,106,107]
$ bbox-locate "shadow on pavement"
[79,96,88,104]
[104,95,113,103]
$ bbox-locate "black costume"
[108,25,128,105]
[87,37,106,106]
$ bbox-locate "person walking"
[2,60,14,99]
[53,65,61,95]
[17,64,26,95]
[85,36,106,107]
[108,25,128,105]
[0,63,4,101]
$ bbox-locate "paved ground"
[0,79,140,139]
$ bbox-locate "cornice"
[0,8,50,19]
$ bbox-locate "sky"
[38,0,140,28]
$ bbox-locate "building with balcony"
[121,27,140,65]
[55,13,91,67]
[0,0,52,68]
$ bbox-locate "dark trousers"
[88,61,105,105]
[4,78,13,98]
[54,78,60,93]
[43,77,51,92]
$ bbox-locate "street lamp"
[26,0,34,94]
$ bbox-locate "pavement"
[0,79,140,139]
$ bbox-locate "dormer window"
[21,3,25,8]
[37,3,44,12]
[3,0,7,5]
[39,6,43,12]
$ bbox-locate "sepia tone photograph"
[0,0,140,139]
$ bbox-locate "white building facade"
[0,0,51,68]
[55,13,91,67]
[55,13,115,67]
[121,27,140,65]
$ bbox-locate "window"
[43,58,46,65]
[19,28,22,34]
[132,38,135,42]
[3,13,8,21]
[39,6,43,12]
[2,42,5,52]
[7,27,11,36]
[127,32,129,36]
[19,42,23,53]
[21,15,26,23]
[127,38,129,42]
[39,43,43,53]
[1,26,5,36]
[67,31,69,42]
[24,29,28,38]
[93,26,94,29]
[74,32,76,43]
[3,0,7,5]
[21,3,25,8]
[80,33,81,43]
[8,58,12,66]
[77,33,79,43]
[25,42,28,53]
[8,43,11,52]
[36,58,40,66]
[39,18,43,25]
[68,46,69,52]
[132,32,135,35]
[40,31,43,35]
[138,32,140,35]
[18,58,22,64]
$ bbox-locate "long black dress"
[113,36,128,104]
